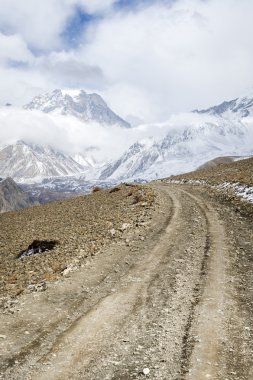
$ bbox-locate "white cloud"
[0,1,69,51]
[0,33,33,64]
[0,0,253,121]
[0,0,116,51]
[0,107,157,160]
[79,0,253,120]
[35,51,104,88]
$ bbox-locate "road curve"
[1,184,253,380]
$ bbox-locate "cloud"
[0,33,33,64]
[36,51,105,88]
[0,1,116,51]
[0,1,69,51]
[0,0,253,122]
[79,0,253,121]
[0,107,159,160]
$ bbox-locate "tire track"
[3,190,177,380]
[177,190,213,377]
[0,186,234,380]
[179,190,229,380]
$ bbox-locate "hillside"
[167,156,253,186]
[0,184,155,297]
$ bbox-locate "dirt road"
[1,184,253,379]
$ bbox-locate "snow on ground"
[165,179,253,204]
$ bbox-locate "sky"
[0,0,253,122]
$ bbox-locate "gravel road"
[0,184,252,380]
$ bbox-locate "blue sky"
[114,0,157,9]
[61,0,177,50]
[62,8,99,48]
[62,1,170,49]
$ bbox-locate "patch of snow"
[165,179,253,204]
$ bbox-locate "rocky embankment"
[165,156,253,215]
[0,184,155,299]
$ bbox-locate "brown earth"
[0,183,252,379]
[0,184,154,298]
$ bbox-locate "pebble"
[143,368,150,375]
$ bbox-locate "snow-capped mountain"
[99,114,253,181]
[0,141,86,181]
[194,92,253,119]
[24,89,131,128]
[1,91,253,191]
[99,140,161,180]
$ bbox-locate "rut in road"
[181,191,229,379]
[1,185,248,380]
[19,190,181,380]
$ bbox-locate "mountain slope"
[100,115,253,181]
[0,177,33,212]
[0,141,85,181]
[24,89,131,128]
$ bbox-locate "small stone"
[143,368,150,375]
[120,223,131,231]
[0,335,6,339]
[110,228,116,237]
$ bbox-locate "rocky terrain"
[0,184,155,298]
[164,156,253,217]
[0,177,34,213]
[0,182,252,380]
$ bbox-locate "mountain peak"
[0,141,85,181]
[24,89,131,128]
[194,92,253,118]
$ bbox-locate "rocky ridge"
[194,93,253,118]
[0,177,34,213]
[0,140,85,181]
[24,89,131,128]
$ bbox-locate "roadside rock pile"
[0,184,155,297]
